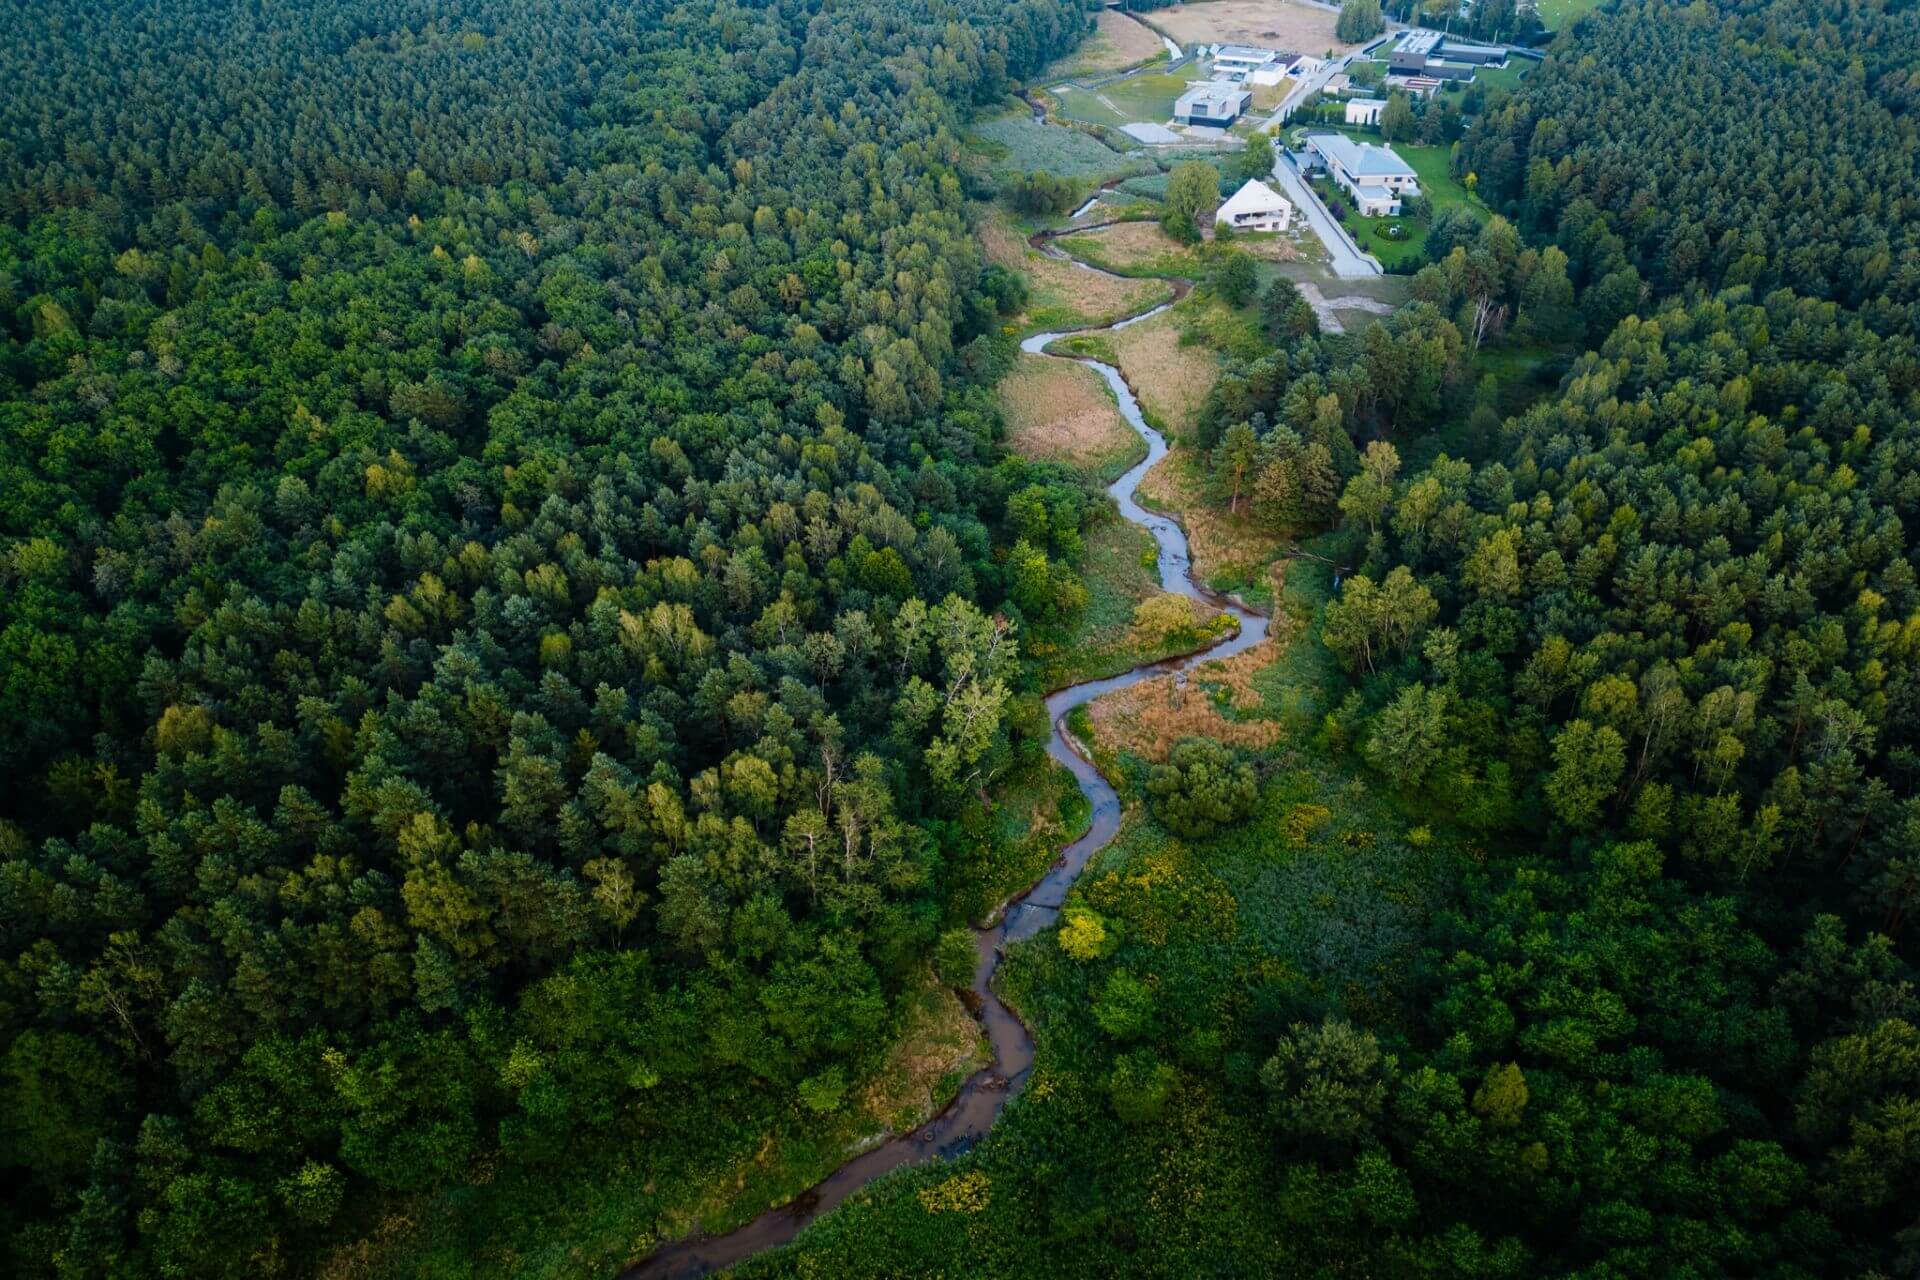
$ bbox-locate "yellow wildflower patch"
[917,1170,992,1215]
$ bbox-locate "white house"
[1212,44,1280,77]
[1215,179,1294,233]
[1175,81,1251,127]
[1345,97,1387,126]
[1305,132,1420,217]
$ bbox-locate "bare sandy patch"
[1000,353,1143,474]
[1047,10,1165,77]
[1138,442,1287,583]
[1295,280,1396,334]
[1154,0,1364,56]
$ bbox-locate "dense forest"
[0,0,1095,1274]
[8,0,1920,1276]
[1200,0,1920,1271]
[1210,3,1920,1267]
[732,1,1920,1276]
[1461,0,1920,324]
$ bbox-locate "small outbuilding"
[1215,178,1294,233]
[1345,97,1387,126]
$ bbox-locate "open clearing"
[1102,307,1220,435]
[1044,10,1165,78]
[1153,0,1364,57]
[978,212,1172,332]
[1270,259,1408,304]
[1083,560,1294,762]
[1295,280,1394,334]
[1058,221,1204,275]
[859,984,988,1133]
[1063,220,1306,274]
[1138,443,1287,591]
[1538,0,1604,25]
[999,354,1145,478]
[1099,71,1193,123]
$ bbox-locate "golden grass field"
[1058,221,1200,275]
[1044,10,1166,78]
[1138,442,1287,582]
[1102,306,1220,435]
[1153,0,1364,57]
[999,353,1146,476]
[978,212,1171,332]
[1085,560,1293,762]
[1061,220,1303,275]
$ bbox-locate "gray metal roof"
[1305,131,1416,180]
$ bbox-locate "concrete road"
[1269,152,1380,278]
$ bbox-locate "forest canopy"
[0,0,1093,1274]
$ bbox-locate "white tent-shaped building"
[1214,178,1293,233]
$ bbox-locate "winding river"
[624,239,1267,1280]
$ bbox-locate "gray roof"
[1175,82,1250,118]
[1306,131,1416,180]
[1348,97,1388,108]
[1214,44,1278,62]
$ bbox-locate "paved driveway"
[1269,153,1380,278]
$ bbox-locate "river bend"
[625,237,1265,1280]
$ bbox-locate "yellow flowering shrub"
[917,1170,991,1214]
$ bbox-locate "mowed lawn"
[1537,0,1606,26]
[1102,71,1192,123]
[1050,70,1192,128]
[1296,125,1486,267]
[1469,62,1531,95]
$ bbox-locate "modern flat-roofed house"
[1389,30,1441,75]
[1346,97,1387,126]
[1215,179,1294,232]
[1306,131,1419,217]
[1212,44,1280,77]
[1248,54,1303,86]
[1175,81,1251,127]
